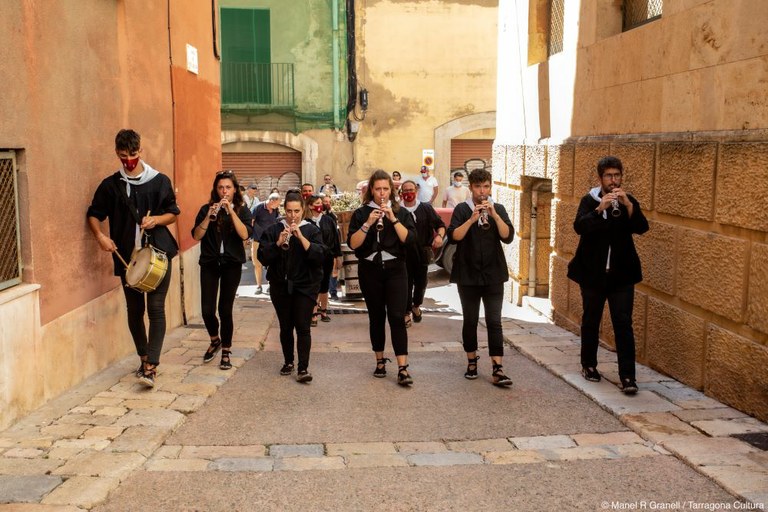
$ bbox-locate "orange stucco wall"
[0,0,219,323]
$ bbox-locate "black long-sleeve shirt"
[87,171,180,275]
[567,193,649,288]
[447,202,514,286]
[347,205,416,260]
[192,204,253,265]
[257,222,326,298]
[309,214,342,258]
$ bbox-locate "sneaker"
[255,285,263,294]
[135,361,144,378]
[296,370,313,383]
[620,378,638,395]
[329,293,339,300]
[139,365,156,388]
[280,362,294,375]
[581,367,602,382]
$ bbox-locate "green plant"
[331,191,362,213]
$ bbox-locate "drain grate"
[731,432,768,451]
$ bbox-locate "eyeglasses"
[216,170,235,177]
[324,177,332,181]
[602,172,622,180]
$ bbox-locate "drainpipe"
[528,181,551,297]
[332,0,340,128]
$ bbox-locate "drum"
[125,246,168,293]
[340,244,363,299]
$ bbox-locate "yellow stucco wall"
[354,0,499,185]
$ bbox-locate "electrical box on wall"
[186,44,199,74]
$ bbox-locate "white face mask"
[453,181,462,188]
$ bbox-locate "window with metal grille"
[548,0,565,56]
[0,151,21,291]
[623,0,662,31]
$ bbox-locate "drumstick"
[114,251,130,269]
[138,210,152,242]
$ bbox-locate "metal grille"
[548,0,565,56]
[623,0,663,31]
[0,153,21,291]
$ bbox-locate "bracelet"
[361,225,369,233]
[392,219,400,225]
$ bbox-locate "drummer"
[87,129,180,388]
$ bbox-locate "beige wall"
[0,1,219,429]
[353,0,498,186]
[495,0,768,420]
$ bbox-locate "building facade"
[494,0,768,420]
[0,0,221,429]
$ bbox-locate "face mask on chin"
[120,157,140,172]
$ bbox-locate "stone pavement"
[0,272,766,511]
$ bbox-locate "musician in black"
[87,129,180,388]
[447,168,514,387]
[347,170,417,386]
[192,171,252,370]
[257,191,325,383]
[306,194,341,324]
[399,180,445,327]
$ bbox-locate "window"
[623,0,662,31]
[220,8,272,104]
[548,0,565,56]
[0,151,21,291]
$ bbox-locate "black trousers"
[200,260,242,348]
[457,283,505,357]
[406,248,428,310]
[359,258,409,356]
[270,289,316,371]
[579,283,636,380]
[120,264,172,366]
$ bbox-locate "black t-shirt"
[447,202,514,286]
[87,171,180,275]
[193,204,253,265]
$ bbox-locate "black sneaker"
[581,367,602,382]
[139,365,156,388]
[280,362,294,376]
[296,370,313,383]
[620,378,638,395]
[135,362,144,378]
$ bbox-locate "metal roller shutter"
[222,152,302,200]
[450,139,493,169]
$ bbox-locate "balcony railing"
[221,62,295,110]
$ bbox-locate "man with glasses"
[567,156,649,395]
[319,174,342,196]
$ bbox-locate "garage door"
[222,152,302,200]
[450,139,493,169]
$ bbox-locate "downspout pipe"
[332,0,340,128]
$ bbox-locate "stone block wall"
[495,132,768,421]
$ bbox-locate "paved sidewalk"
[0,272,766,511]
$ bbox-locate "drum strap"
[112,175,142,225]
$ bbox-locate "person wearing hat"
[244,184,260,212]
[415,165,439,205]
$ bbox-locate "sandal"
[220,349,232,370]
[373,357,391,378]
[464,355,480,380]
[404,314,413,328]
[492,363,513,387]
[397,364,413,386]
[311,311,319,327]
[203,338,222,363]
[319,308,331,323]
[412,306,423,323]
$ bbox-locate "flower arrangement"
[331,191,362,213]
